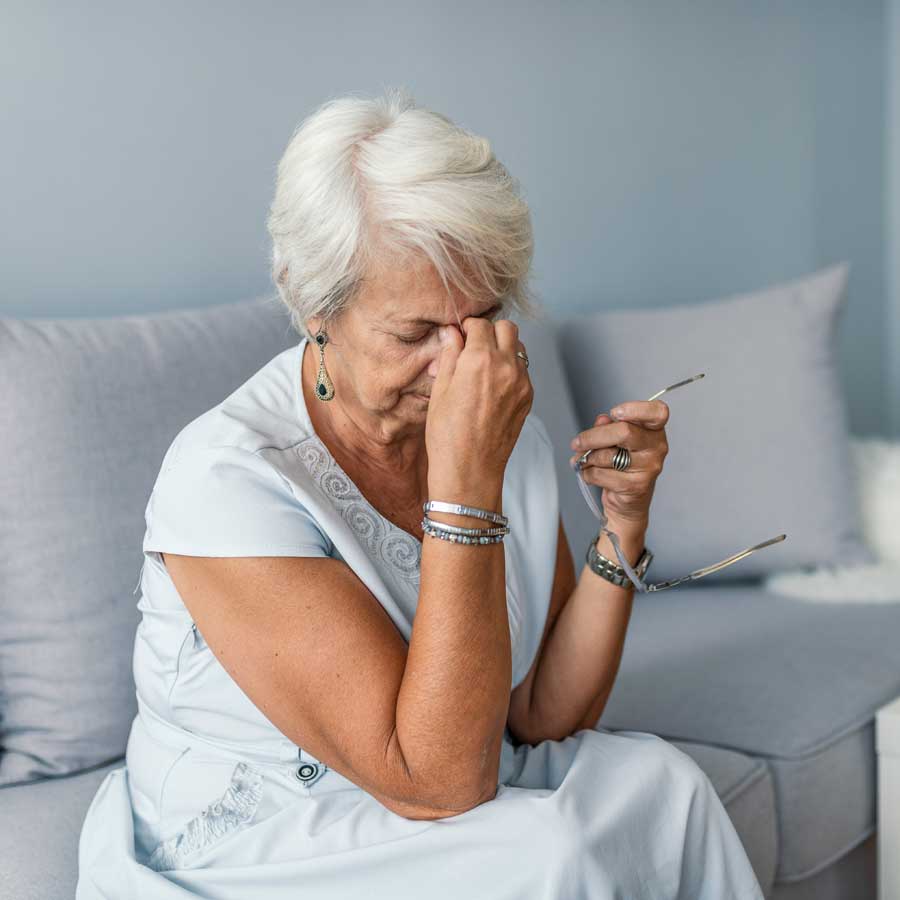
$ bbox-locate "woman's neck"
[301,338,429,514]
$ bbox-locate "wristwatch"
[585,536,653,589]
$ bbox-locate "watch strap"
[585,537,653,589]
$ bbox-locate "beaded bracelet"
[421,518,507,545]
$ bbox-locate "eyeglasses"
[573,373,787,592]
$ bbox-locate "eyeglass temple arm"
[641,534,787,591]
[646,373,706,401]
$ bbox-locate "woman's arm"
[163,471,512,825]
[393,473,512,810]
[506,514,646,746]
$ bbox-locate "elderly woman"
[76,89,764,899]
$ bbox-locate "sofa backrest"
[0,297,299,784]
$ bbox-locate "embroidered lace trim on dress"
[147,761,264,872]
[295,435,422,583]
[293,432,523,667]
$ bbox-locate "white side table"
[877,694,900,899]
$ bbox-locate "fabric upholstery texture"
[0,758,124,900]
[554,262,875,584]
[597,581,900,881]
[0,297,298,784]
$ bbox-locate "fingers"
[569,402,669,475]
[569,444,662,475]
[570,419,656,454]
[573,461,645,490]
[460,316,527,373]
[608,399,669,429]
[434,324,464,385]
[460,314,520,355]
[574,462,656,498]
[460,315,499,348]
[491,318,520,354]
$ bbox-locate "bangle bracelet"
[423,500,508,527]
[420,516,509,537]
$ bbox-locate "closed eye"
[397,331,430,345]
[395,305,503,344]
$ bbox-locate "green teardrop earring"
[313,328,335,401]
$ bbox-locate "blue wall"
[887,0,900,438]
[2,0,893,436]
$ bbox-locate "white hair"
[266,86,541,340]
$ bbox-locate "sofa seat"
[0,740,775,899]
[597,578,900,884]
[0,757,125,900]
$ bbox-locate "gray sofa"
[1,296,897,899]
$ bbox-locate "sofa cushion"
[597,581,900,881]
[669,738,777,894]
[554,262,875,585]
[0,757,125,900]
[0,297,298,784]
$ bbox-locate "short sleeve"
[143,444,332,558]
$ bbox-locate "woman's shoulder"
[143,345,331,558]
[144,438,332,558]
[158,343,310,475]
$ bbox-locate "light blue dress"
[76,336,764,899]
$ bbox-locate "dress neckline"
[292,338,424,553]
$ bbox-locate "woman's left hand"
[569,400,670,528]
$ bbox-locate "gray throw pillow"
[0,297,298,785]
[555,262,875,585]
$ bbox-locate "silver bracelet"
[422,500,508,527]
[422,519,507,545]
[420,515,509,537]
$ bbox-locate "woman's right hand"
[425,317,533,493]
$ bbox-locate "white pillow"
[763,436,900,602]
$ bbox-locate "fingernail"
[570,437,581,450]
[610,407,625,418]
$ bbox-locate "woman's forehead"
[363,256,497,323]
[361,279,499,327]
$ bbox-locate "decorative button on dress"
[75,336,765,899]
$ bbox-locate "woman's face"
[307,256,503,441]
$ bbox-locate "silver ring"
[612,446,631,471]
[578,446,631,471]
[515,350,529,368]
